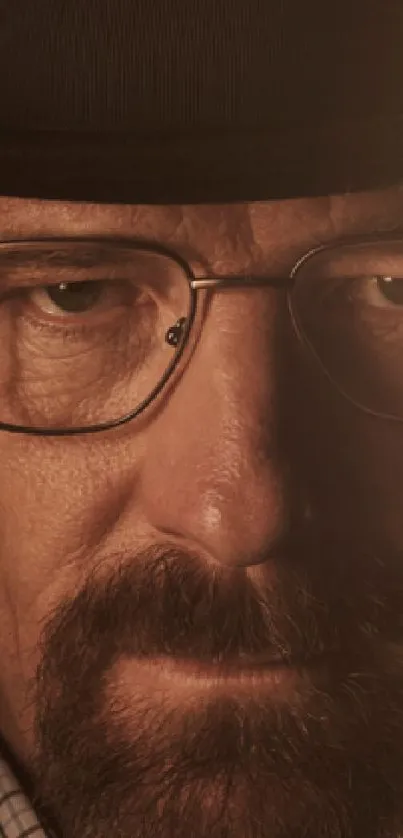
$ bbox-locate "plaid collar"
[0,752,47,838]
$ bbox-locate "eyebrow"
[356,211,403,236]
[334,192,403,238]
[0,241,139,286]
[0,241,127,269]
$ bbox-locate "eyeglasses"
[1,233,403,436]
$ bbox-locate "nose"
[141,288,291,568]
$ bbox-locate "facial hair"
[25,534,403,838]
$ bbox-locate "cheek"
[347,422,403,546]
[0,440,127,664]
[0,448,86,678]
[2,445,89,580]
[289,357,403,547]
[0,436,144,761]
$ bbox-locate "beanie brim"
[1,118,403,205]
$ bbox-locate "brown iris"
[46,281,104,313]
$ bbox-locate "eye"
[30,280,111,316]
[375,276,403,306]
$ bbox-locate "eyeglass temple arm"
[190,275,288,290]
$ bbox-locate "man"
[2,2,403,837]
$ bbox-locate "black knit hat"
[1,0,403,205]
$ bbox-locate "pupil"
[376,276,403,305]
[46,281,103,313]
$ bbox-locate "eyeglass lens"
[290,238,403,419]
[0,241,192,430]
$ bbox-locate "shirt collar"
[0,751,48,838]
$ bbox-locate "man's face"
[2,187,403,838]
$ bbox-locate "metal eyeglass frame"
[0,232,402,437]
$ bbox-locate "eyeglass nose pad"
[165,317,188,347]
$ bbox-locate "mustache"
[37,531,403,681]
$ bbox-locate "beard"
[26,531,403,838]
